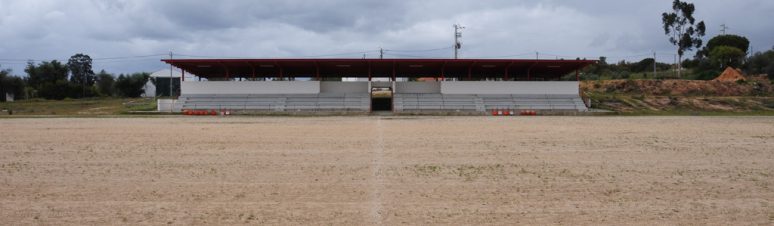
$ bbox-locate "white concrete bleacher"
[393,94,587,112]
[178,81,370,112]
[179,93,370,112]
[393,81,588,112]
[175,81,588,113]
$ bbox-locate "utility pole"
[653,51,657,79]
[169,51,174,98]
[82,68,85,98]
[720,24,729,35]
[674,54,678,78]
[453,24,465,59]
[536,52,539,60]
[380,48,384,59]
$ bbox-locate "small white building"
[3,92,13,102]
[144,69,186,97]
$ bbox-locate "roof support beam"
[275,61,283,80]
[391,61,396,82]
[245,62,256,80]
[527,62,537,81]
[467,61,476,81]
[219,61,230,80]
[440,61,447,81]
[504,62,513,81]
[314,61,320,81]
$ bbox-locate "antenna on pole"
[453,24,465,59]
[720,24,729,35]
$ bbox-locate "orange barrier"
[520,110,538,116]
[492,109,516,116]
[182,109,224,116]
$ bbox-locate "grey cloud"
[0,0,772,75]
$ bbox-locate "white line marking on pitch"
[369,117,385,225]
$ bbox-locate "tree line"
[579,0,774,81]
[578,42,774,81]
[0,53,151,100]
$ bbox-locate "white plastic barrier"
[182,81,320,95]
[394,82,441,94]
[157,99,182,112]
[320,81,369,94]
[441,81,580,95]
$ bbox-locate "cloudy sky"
[1,0,773,76]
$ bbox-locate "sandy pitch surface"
[1,116,773,225]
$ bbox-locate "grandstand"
[161,58,594,114]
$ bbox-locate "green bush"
[114,73,149,98]
[37,80,79,100]
[694,69,721,80]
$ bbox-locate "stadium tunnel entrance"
[370,82,393,112]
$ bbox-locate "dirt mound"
[582,78,773,96]
[713,67,746,82]
[590,95,774,113]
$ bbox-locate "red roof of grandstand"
[162,58,595,80]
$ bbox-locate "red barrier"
[520,110,538,116]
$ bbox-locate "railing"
[579,91,591,108]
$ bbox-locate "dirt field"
[1,116,773,225]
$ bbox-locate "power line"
[91,54,167,61]
[383,53,442,58]
[469,52,534,59]
[91,57,165,64]
[298,50,381,58]
[0,59,31,62]
[0,53,168,63]
[174,50,384,59]
[384,46,453,52]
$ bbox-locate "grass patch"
[587,92,774,116]
[0,98,157,116]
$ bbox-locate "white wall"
[441,81,580,95]
[394,82,441,94]
[143,81,156,97]
[182,81,320,95]
[320,81,369,94]
[157,99,182,112]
